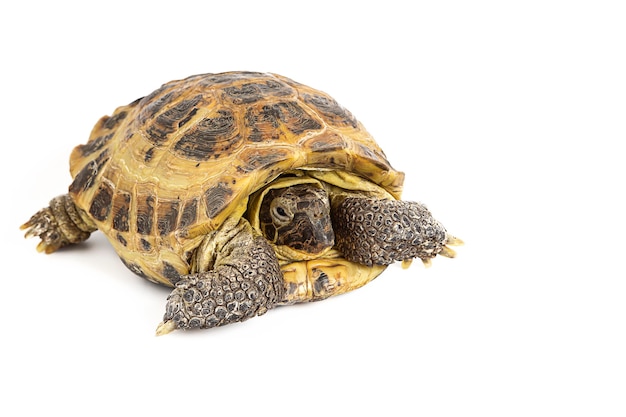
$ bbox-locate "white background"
[1,1,624,415]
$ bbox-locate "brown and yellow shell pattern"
[68,72,404,286]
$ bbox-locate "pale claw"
[439,245,457,258]
[445,235,464,246]
[438,234,463,258]
[155,320,177,336]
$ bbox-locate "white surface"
[1,1,625,416]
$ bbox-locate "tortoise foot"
[332,197,462,266]
[157,232,284,334]
[21,194,96,254]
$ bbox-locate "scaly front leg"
[331,197,463,267]
[156,220,284,335]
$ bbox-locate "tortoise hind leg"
[21,194,97,254]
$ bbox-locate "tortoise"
[21,71,462,335]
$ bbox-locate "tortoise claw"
[437,234,463,258]
[155,320,177,336]
[21,207,65,254]
[445,235,464,246]
[21,194,95,254]
[439,245,458,258]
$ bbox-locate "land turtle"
[21,71,462,334]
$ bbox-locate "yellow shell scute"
[279,257,387,304]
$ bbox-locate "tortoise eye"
[272,205,292,224]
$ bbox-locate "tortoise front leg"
[331,197,462,267]
[21,194,97,253]
[156,220,284,335]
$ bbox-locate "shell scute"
[179,198,199,229]
[244,104,282,142]
[111,190,131,232]
[138,90,179,124]
[88,181,114,221]
[203,182,234,219]
[221,79,295,104]
[69,149,110,193]
[172,108,241,161]
[143,94,206,146]
[236,147,293,174]
[136,195,155,236]
[271,101,323,135]
[302,93,358,128]
[102,110,129,130]
[156,199,181,236]
[76,132,115,157]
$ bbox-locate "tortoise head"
[258,183,335,255]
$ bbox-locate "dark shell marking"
[144,94,205,145]
[204,183,234,219]
[112,191,131,232]
[199,71,271,87]
[89,182,113,221]
[162,262,182,284]
[237,148,291,174]
[144,147,155,163]
[157,200,180,236]
[303,94,358,128]
[120,257,152,280]
[136,195,155,235]
[139,91,178,124]
[245,105,282,142]
[77,133,114,157]
[313,270,331,294]
[179,198,199,229]
[140,238,152,251]
[272,102,322,134]
[102,111,128,130]
[303,133,347,152]
[117,233,128,246]
[173,109,241,161]
[222,80,294,104]
[69,149,110,193]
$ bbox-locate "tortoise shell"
[68,71,404,286]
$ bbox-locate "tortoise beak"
[312,215,336,253]
[293,212,335,254]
